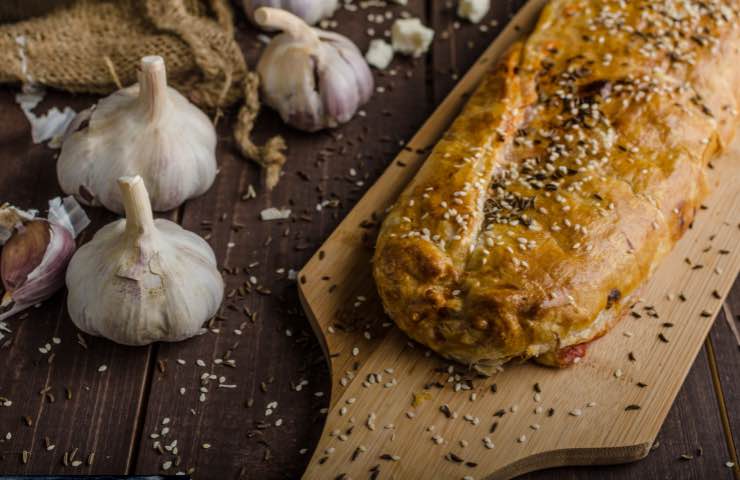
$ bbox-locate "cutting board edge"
[297,282,333,378]
[486,441,653,480]
[300,438,653,480]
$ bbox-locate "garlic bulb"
[66,176,224,346]
[57,56,217,215]
[1,197,89,321]
[244,0,338,26]
[256,7,373,132]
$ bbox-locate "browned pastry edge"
[373,0,739,373]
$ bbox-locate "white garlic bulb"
[57,56,218,215]
[255,7,373,132]
[66,176,224,346]
[244,0,338,26]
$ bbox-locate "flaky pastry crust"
[373,0,740,373]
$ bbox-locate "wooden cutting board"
[297,1,740,478]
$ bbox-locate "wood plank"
[431,0,527,104]
[297,1,740,477]
[520,346,735,479]
[132,2,433,476]
[0,1,734,478]
[431,2,739,479]
[0,90,152,473]
[709,277,740,477]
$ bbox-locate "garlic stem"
[254,7,320,47]
[138,56,169,123]
[118,176,155,236]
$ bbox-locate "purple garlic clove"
[319,47,362,126]
[1,220,75,314]
[320,31,374,104]
[0,196,88,321]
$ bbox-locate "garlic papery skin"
[57,56,218,215]
[255,7,373,132]
[0,197,89,322]
[65,176,224,346]
[244,0,338,26]
[0,205,34,244]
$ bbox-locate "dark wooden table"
[0,1,738,479]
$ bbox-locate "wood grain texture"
[132,2,434,477]
[431,0,526,104]
[522,344,736,479]
[708,279,740,478]
[0,1,737,478]
[298,1,740,478]
[431,2,740,477]
[0,90,153,474]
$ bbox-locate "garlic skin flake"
[57,56,217,215]
[1,197,89,321]
[260,207,291,221]
[244,0,338,26]
[66,176,224,346]
[256,7,373,132]
[15,85,77,148]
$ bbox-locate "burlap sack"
[0,0,286,188]
[0,1,76,22]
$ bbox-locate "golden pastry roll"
[373,0,740,373]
